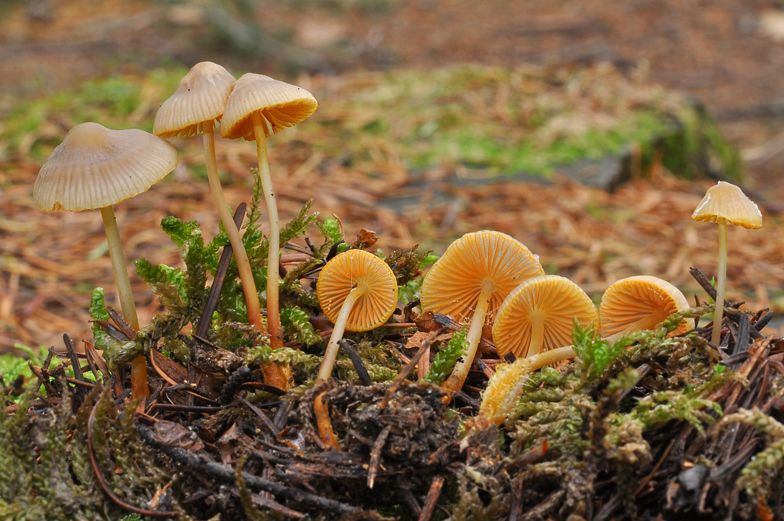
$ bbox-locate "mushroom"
[420,230,544,400]
[600,275,694,342]
[33,122,178,399]
[692,181,762,346]
[493,275,599,359]
[154,62,265,333]
[479,275,598,425]
[315,249,397,383]
[221,73,318,350]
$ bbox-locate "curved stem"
[526,315,545,357]
[712,218,728,350]
[316,285,367,383]
[251,112,282,350]
[604,308,670,344]
[480,346,576,426]
[202,122,265,333]
[100,205,148,399]
[441,279,495,401]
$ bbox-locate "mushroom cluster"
[32,61,745,438]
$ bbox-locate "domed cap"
[420,230,544,324]
[33,122,179,211]
[492,275,599,358]
[220,73,318,141]
[153,61,236,138]
[692,181,762,229]
[317,249,398,332]
[600,275,694,338]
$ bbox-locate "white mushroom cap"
[692,181,762,229]
[153,61,236,138]
[220,73,318,141]
[33,122,178,211]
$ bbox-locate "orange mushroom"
[316,249,397,383]
[481,275,598,425]
[692,181,762,347]
[221,74,318,350]
[420,230,544,401]
[600,275,694,342]
[34,122,179,400]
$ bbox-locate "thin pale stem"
[202,122,264,333]
[480,346,576,426]
[441,279,495,400]
[251,112,282,350]
[604,308,670,344]
[317,286,367,383]
[712,219,728,349]
[100,205,148,399]
[526,315,545,357]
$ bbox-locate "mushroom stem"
[480,345,576,426]
[251,112,283,350]
[202,121,265,333]
[712,218,728,349]
[441,278,495,400]
[317,284,368,384]
[99,205,148,399]
[526,315,546,357]
[604,308,670,344]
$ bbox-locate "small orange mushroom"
[221,74,318,350]
[420,230,544,401]
[600,275,694,342]
[316,249,397,383]
[34,122,179,400]
[481,275,598,425]
[692,181,762,347]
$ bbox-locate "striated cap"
[153,62,236,138]
[692,181,762,229]
[420,231,544,325]
[33,122,178,211]
[317,249,398,332]
[220,73,318,141]
[600,275,694,338]
[492,275,599,358]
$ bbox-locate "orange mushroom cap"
[492,275,599,358]
[317,249,398,332]
[692,181,762,229]
[600,275,694,338]
[33,122,178,211]
[153,62,236,138]
[220,73,318,141]
[420,230,544,324]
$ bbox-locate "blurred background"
[2,0,784,351]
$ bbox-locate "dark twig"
[381,327,447,409]
[62,334,84,382]
[367,425,391,489]
[137,424,359,515]
[219,366,252,404]
[418,475,445,521]
[197,203,246,338]
[89,399,178,518]
[337,340,372,386]
[106,307,136,339]
[754,310,775,332]
[237,394,280,436]
[506,440,549,474]
[730,313,752,369]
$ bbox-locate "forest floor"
[2,0,784,350]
